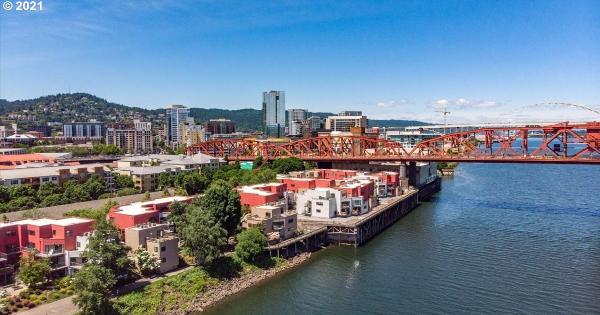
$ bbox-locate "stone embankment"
[178,253,311,314]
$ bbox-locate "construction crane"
[436,107,451,134]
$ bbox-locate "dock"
[297,178,441,247]
[266,226,328,257]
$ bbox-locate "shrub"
[117,188,138,196]
[98,193,114,199]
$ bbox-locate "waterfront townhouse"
[108,196,192,235]
[0,218,95,282]
[338,179,376,215]
[242,204,297,243]
[295,188,346,218]
[124,222,180,273]
[238,183,286,207]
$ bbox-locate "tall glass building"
[166,104,190,146]
[262,91,286,138]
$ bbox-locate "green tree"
[18,254,51,288]
[182,172,208,195]
[167,201,187,233]
[114,174,134,189]
[37,182,63,200]
[132,248,160,276]
[157,173,174,190]
[41,194,65,207]
[0,185,11,202]
[7,196,38,211]
[83,219,132,278]
[63,180,92,202]
[83,175,107,199]
[72,265,116,315]
[235,228,267,263]
[200,180,242,236]
[179,206,227,265]
[10,185,37,199]
[253,156,263,168]
[271,157,305,174]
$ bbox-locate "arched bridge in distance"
[187,122,600,164]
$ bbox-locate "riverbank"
[176,252,311,314]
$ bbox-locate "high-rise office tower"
[262,91,286,138]
[166,104,190,146]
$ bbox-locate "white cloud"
[375,99,411,108]
[430,98,502,109]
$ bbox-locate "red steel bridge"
[187,122,600,164]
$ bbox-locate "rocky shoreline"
[175,252,312,314]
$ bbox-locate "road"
[4,191,168,221]
[20,266,194,315]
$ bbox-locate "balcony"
[272,220,285,231]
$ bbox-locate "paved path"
[20,297,76,315]
[4,191,167,221]
[20,266,194,315]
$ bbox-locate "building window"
[28,230,35,236]
[76,242,81,248]
[161,246,166,252]
[66,230,73,237]
[52,176,58,181]
[154,247,158,252]
[161,257,166,263]
[52,230,56,236]
[5,230,16,237]
[316,209,321,213]
[11,180,18,185]
[288,218,294,223]
[42,177,49,182]
[316,202,323,206]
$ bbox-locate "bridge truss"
[188,122,600,164]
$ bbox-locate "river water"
[205,163,600,314]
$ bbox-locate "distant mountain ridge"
[0,93,430,132]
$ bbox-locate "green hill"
[0,93,429,132]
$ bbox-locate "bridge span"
[188,122,600,164]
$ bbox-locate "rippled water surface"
[204,163,600,315]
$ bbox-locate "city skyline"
[1,0,599,124]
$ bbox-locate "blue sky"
[1,0,599,123]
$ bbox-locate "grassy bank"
[112,254,287,315]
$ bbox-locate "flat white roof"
[113,196,191,216]
[0,163,109,180]
[0,217,93,228]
